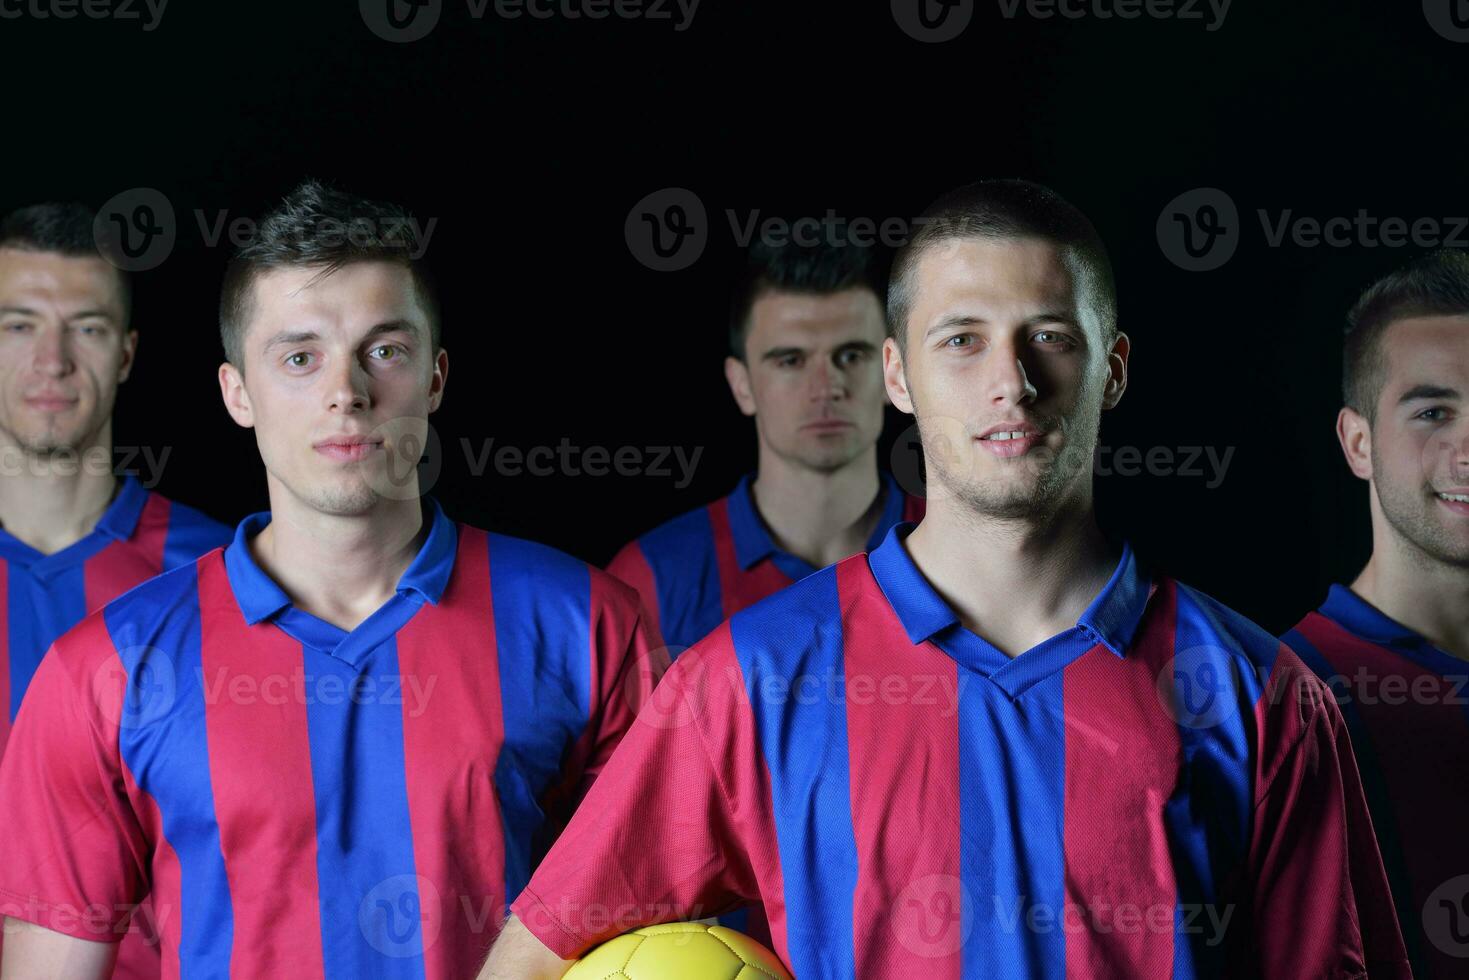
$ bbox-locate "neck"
[250,483,428,632]
[0,426,120,555]
[1351,528,1469,661]
[750,445,884,569]
[902,480,1116,658]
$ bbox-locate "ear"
[117,329,139,384]
[724,356,757,417]
[1336,406,1373,480]
[882,337,915,415]
[427,347,449,413]
[219,361,254,429]
[1101,330,1130,410]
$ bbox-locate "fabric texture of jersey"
[606,471,925,658]
[0,475,229,979]
[0,499,658,980]
[516,523,1409,979]
[1283,585,1469,979]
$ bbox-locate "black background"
[5,0,1464,634]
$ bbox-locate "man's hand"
[1,918,116,980]
[476,913,577,979]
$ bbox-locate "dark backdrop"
[5,0,1464,634]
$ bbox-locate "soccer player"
[606,235,923,660]
[1281,249,1469,979]
[0,203,232,978]
[0,182,658,979]
[482,180,1409,978]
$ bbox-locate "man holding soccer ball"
[482,180,1409,978]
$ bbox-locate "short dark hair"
[727,229,882,361]
[0,202,132,322]
[219,180,439,366]
[886,179,1116,353]
[1344,249,1469,421]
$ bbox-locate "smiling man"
[483,180,1407,978]
[0,203,231,978]
[1281,250,1469,979]
[607,235,922,663]
[0,182,657,979]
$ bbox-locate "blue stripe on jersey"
[305,635,425,980]
[637,507,723,654]
[1166,586,1271,978]
[106,565,235,974]
[942,634,1066,977]
[161,501,232,571]
[487,533,594,905]
[729,568,857,980]
[8,564,87,721]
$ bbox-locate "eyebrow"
[1398,384,1461,403]
[758,339,878,361]
[261,319,422,353]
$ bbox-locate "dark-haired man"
[0,182,658,979]
[485,180,1407,978]
[1281,249,1469,979]
[0,203,231,978]
[607,234,922,663]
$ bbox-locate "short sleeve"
[512,630,759,960]
[1246,657,1411,979]
[0,623,150,942]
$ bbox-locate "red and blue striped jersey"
[0,475,230,755]
[607,472,925,657]
[0,475,230,979]
[1283,585,1469,978]
[515,524,1410,978]
[0,500,659,979]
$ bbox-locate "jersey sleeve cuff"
[509,885,592,961]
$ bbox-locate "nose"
[808,357,848,402]
[323,355,371,414]
[32,324,75,378]
[985,338,1037,407]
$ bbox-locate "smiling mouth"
[1437,491,1469,504]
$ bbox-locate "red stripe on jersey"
[605,540,663,651]
[1295,612,1469,978]
[196,554,327,979]
[84,493,171,613]
[901,494,926,524]
[838,557,964,977]
[121,760,184,979]
[396,526,508,975]
[709,498,791,618]
[1062,578,1181,977]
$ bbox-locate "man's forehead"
[1383,315,1469,384]
[0,247,123,303]
[912,236,1076,305]
[748,287,884,345]
[249,262,426,332]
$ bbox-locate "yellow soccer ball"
[563,922,792,980]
